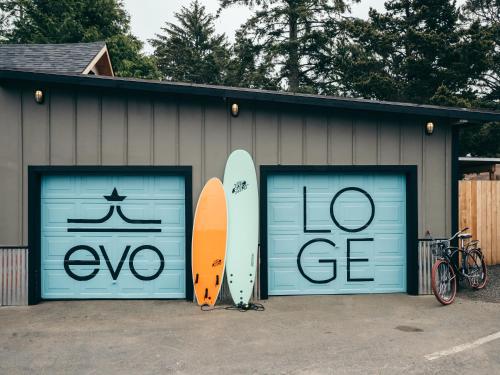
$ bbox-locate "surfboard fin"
[215,275,219,285]
[195,273,199,284]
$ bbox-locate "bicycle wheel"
[431,259,457,305]
[465,249,487,289]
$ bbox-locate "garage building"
[0,68,498,304]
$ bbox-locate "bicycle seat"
[458,233,472,239]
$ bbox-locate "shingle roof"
[0,42,106,73]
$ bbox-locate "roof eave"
[0,69,499,123]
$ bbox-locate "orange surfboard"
[192,178,227,306]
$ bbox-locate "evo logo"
[64,188,164,282]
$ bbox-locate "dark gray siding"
[0,85,453,245]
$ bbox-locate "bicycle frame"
[433,227,481,284]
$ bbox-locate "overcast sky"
[123,0,465,54]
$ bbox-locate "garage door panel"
[270,269,300,293]
[41,174,186,299]
[374,265,405,288]
[270,236,301,256]
[267,173,406,296]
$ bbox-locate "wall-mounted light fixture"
[34,89,44,104]
[230,103,239,117]
[425,121,434,135]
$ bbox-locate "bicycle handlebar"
[448,227,470,241]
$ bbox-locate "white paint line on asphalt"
[425,331,500,361]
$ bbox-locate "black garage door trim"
[259,165,418,298]
[28,165,193,305]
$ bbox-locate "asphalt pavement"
[0,294,499,374]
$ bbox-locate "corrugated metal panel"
[0,247,28,306]
[418,241,439,295]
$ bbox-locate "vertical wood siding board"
[326,114,331,164]
[496,184,498,264]
[153,100,178,165]
[497,183,500,264]
[22,88,49,243]
[47,89,51,165]
[76,92,100,165]
[352,116,357,165]
[488,183,493,264]
[127,96,153,165]
[402,121,423,235]
[126,97,129,165]
[277,111,282,164]
[0,88,22,244]
[252,106,257,160]
[150,99,155,165]
[398,119,402,165]
[445,126,451,235]
[50,90,77,165]
[101,95,127,165]
[486,182,492,264]
[330,113,354,165]
[376,118,381,165]
[480,182,486,263]
[379,116,401,165]
[201,104,206,183]
[255,108,279,174]
[475,182,481,254]
[302,113,306,165]
[176,102,180,165]
[19,90,24,243]
[98,94,103,165]
[280,110,303,164]
[422,121,427,235]
[492,182,496,265]
[179,102,203,202]
[472,181,477,239]
[73,92,77,164]
[204,102,228,180]
[355,114,383,164]
[226,101,231,159]
[307,113,328,165]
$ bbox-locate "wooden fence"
[0,247,29,306]
[459,181,500,266]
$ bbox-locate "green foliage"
[219,0,358,92]
[460,122,500,157]
[331,0,489,104]
[0,0,158,78]
[225,29,278,89]
[463,0,500,102]
[150,1,230,85]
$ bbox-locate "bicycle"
[431,227,487,305]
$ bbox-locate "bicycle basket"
[431,240,449,257]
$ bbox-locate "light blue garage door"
[267,173,406,295]
[41,175,186,299]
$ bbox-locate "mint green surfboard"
[223,149,259,306]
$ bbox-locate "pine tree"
[463,0,500,103]
[0,0,158,78]
[332,0,489,104]
[150,1,230,85]
[219,0,358,93]
[225,29,278,89]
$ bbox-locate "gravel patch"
[459,265,500,303]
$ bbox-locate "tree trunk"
[288,4,299,92]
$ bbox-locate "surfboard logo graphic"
[212,259,222,267]
[232,180,248,194]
